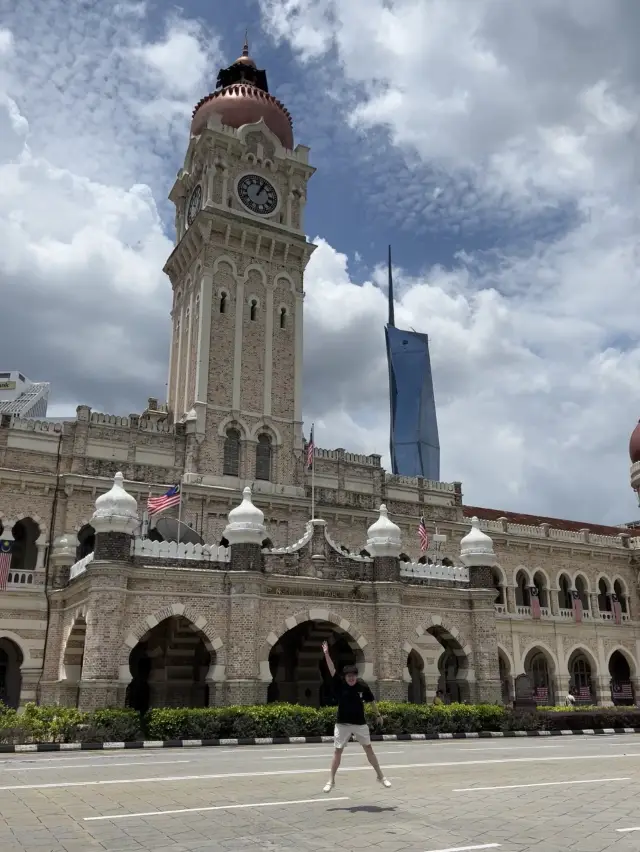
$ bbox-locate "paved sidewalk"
[0,735,639,850]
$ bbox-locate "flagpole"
[311,422,315,521]
[177,477,184,543]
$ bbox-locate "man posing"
[321,640,391,792]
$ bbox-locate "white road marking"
[7,760,190,772]
[263,750,405,760]
[454,776,630,792]
[84,795,350,821]
[422,845,500,852]
[448,745,563,752]
[617,826,640,833]
[5,751,640,791]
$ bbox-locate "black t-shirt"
[333,674,375,725]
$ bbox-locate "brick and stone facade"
[1,43,640,712]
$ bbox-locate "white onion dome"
[366,504,402,558]
[459,516,496,567]
[223,486,266,546]
[91,472,139,535]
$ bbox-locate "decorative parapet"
[385,475,456,493]
[400,562,469,583]
[8,418,64,433]
[270,522,314,554]
[132,539,231,563]
[313,448,380,467]
[70,552,94,580]
[475,516,633,549]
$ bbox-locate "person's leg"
[324,725,348,792]
[362,744,383,777]
[355,725,392,788]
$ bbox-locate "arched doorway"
[267,620,364,707]
[407,650,426,704]
[524,648,554,705]
[491,568,505,608]
[62,617,87,706]
[428,626,471,703]
[574,575,589,614]
[609,650,634,705]
[598,578,612,615]
[0,638,23,708]
[126,616,212,712]
[498,651,512,705]
[568,650,595,704]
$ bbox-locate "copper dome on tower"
[629,420,640,463]
[190,39,293,149]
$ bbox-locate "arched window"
[614,579,628,613]
[280,307,287,329]
[220,293,227,314]
[558,574,572,610]
[255,434,272,481]
[223,428,241,477]
[532,571,548,607]
[491,569,504,605]
[10,518,40,573]
[598,578,611,612]
[250,299,258,321]
[515,570,530,608]
[76,525,95,560]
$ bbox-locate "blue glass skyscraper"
[385,248,440,481]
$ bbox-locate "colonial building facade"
[0,42,639,711]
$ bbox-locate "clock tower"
[164,41,315,494]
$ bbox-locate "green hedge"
[0,704,143,745]
[1,702,640,745]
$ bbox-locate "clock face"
[186,184,202,226]
[237,174,278,215]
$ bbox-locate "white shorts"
[334,723,371,749]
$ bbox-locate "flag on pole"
[530,585,541,619]
[147,484,181,516]
[571,589,583,624]
[0,540,12,590]
[306,426,315,470]
[611,593,622,625]
[418,516,429,552]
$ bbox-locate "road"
[0,734,639,850]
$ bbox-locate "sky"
[1,0,640,525]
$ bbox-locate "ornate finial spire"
[243,30,249,57]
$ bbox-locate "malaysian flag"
[530,585,541,619]
[571,589,583,624]
[306,425,315,470]
[418,516,429,552]
[147,484,181,517]
[0,540,12,591]
[612,593,622,625]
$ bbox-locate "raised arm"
[321,640,336,677]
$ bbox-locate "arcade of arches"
[0,517,42,579]
[497,645,638,707]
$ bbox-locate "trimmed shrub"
[0,704,143,745]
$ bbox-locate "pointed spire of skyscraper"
[387,245,395,327]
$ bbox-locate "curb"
[1,727,640,753]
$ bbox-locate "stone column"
[221,487,267,705]
[366,505,404,700]
[550,587,560,616]
[589,593,599,619]
[506,584,516,613]
[76,473,138,711]
[460,517,502,704]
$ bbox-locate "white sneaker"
[323,780,334,793]
[378,776,392,788]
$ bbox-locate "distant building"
[385,249,440,481]
[0,371,50,419]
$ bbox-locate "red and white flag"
[0,540,12,591]
[418,516,429,552]
[530,585,541,619]
[147,484,181,517]
[612,593,622,625]
[571,589,583,624]
[306,425,315,470]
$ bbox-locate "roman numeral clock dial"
[237,174,278,216]
[186,184,202,227]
